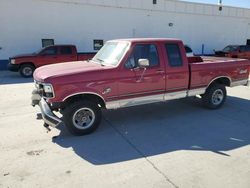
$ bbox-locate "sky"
[181,0,250,9]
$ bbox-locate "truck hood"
[11,53,36,59]
[34,61,105,82]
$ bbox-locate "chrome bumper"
[39,98,62,128]
[32,89,62,128]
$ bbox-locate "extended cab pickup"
[8,45,96,77]
[31,38,250,136]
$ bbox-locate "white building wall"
[0,0,250,59]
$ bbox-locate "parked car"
[32,38,250,136]
[8,45,96,77]
[184,45,194,57]
[226,45,250,59]
[214,45,240,57]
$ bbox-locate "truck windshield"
[34,47,45,54]
[92,41,129,66]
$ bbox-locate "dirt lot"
[0,71,250,188]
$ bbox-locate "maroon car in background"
[214,45,240,57]
[8,45,96,77]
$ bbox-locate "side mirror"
[138,59,149,67]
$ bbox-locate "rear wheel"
[19,64,35,78]
[202,84,227,109]
[63,100,102,136]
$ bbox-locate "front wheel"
[63,100,102,136]
[202,84,227,109]
[19,64,35,78]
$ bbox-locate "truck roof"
[48,44,75,47]
[110,38,182,43]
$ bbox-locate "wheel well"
[209,77,231,88]
[20,62,35,68]
[63,94,106,109]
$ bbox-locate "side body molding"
[106,87,206,110]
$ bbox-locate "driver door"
[37,46,59,67]
[117,43,166,106]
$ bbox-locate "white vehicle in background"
[185,45,194,57]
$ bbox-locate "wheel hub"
[212,89,224,105]
[72,108,95,130]
[23,67,32,76]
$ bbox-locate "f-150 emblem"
[239,69,248,74]
[103,87,111,95]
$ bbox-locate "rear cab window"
[165,43,183,67]
[60,46,73,55]
[125,44,160,69]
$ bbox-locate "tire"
[202,84,227,109]
[19,64,35,78]
[63,100,102,136]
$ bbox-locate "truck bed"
[201,56,247,63]
[189,56,250,89]
[187,56,247,64]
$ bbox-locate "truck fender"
[207,76,232,88]
[62,92,106,108]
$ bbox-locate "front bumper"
[7,63,19,72]
[39,98,62,128]
[32,89,62,128]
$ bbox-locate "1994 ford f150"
[31,38,250,136]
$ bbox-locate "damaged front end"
[31,81,62,128]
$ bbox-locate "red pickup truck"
[32,38,250,136]
[8,45,96,77]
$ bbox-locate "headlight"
[43,84,54,98]
[43,84,53,93]
[11,59,15,64]
[34,81,55,98]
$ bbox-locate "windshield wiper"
[96,58,104,62]
[96,58,105,66]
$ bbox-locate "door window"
[60,46,72,55]
[41,47,58,55]
[125,44,159,69]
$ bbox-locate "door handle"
[156,70,164,74]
